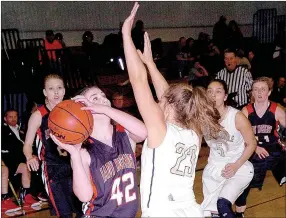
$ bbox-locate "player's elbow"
[245,138,257,152]
[75,190,93,203]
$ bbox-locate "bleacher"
[1,8,285,122]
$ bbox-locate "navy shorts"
[43,163,82,217]
[249,150,285,189]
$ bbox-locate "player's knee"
[18,163,29,174]
[217,197,235,218]
[1,165,9,177]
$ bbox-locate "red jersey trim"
[116,124,125,132]
[38,105,49,117]
[269,102,277,114]
[246,104,254,115]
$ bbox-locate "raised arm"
[23,111,41,171]
[122,2,166,148]
[137,32,169,100]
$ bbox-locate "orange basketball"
[48,100,94,145]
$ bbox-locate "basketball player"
[50,85,147,217]
[235,77,286,217]
[121,3,223,217]
[201,79,256,218]
[23,74,81,218]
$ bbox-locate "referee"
[216,49,253,109]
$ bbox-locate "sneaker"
[23,194,41,207]
[235,212,245,217]
[1,198,21,213]
[37,192,48,202]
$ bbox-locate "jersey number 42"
[111,172,136,205]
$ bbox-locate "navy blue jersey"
[35,105,70,164]
[82,125,139,217]
[246,102,280,146]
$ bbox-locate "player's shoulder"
[275,103,285,115]
[30,110,42,121]
[37,105,49,116]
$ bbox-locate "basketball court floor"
[2,146,285,217]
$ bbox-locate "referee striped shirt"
[216,66,253,107]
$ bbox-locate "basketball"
[48,100,94,145]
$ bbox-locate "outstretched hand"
[122,2,140,36]
[137,32,153,65]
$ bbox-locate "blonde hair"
[252,77,273,91]
[163,83,223,139]
[44,74,64,88]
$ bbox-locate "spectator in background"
[248,48,261,79]
[213,15,229,52]
[216,49,253,109]
[81,31,100,59]
[271,77,286,107]
[2,109,40,209]
[182,37,195,60]
[81,31,100,82]
[203,40,223,77]
[236,49,251,70]
[228,20,244,50]
[193,32,210,59]
[39,30,63,63]
[273,22,285,79]
[175,37,194,77]
[188,60,209,88]
[175,37,187,59]
[131,20,145,52]
[151,38,163,60]
[55,33,66,48]
[207,40,220,57]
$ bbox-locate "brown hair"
[76,85,99,96]
[252,77,273,91]
[163,83,223,139]
[44,74,64,88]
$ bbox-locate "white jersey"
[202,106,254,216]
[205,107,244,165]
[140,123,203,217]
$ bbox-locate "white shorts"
[142,201,204,217]
[201,161,254,216]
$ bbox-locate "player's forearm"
[104,107,147,141]
[123,34,148,84]
[23,144,33,160]
[235,141,256,168]
[71,154,93,202]
[146,62,169,100]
